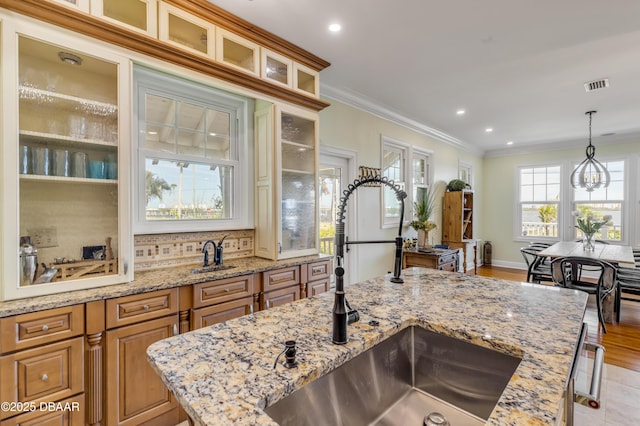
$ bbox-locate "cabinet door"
[276,106,319,258]
[0,394,84,426]
[262,285,301,310]
[193,296,254,329]
[0,338,84,421]
[308,278,330,297]
[1,15,132,301]
[105,316,178,426]
[91,0,158,36]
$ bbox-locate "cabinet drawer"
[106,288,178,329]
[438,261,457,272]
[308,278,330,297]
[193,296,255,329]
[0,305,84,354]
[262,266,300,292]
[262,286,301,310]
[438,253,457,265]
[306,260,330,282]
[0,394,84,426]
[193,275,255,309]
[0,337,84,420]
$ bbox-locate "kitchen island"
[147,267,588,425]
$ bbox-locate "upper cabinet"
[255,102,318,260]
[92,0,158,37]
[3,0,330,111]
[158,1,214,57]
[1,13,132,300]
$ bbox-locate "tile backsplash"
[134,230,254,271]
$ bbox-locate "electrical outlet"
[27,227,58,248]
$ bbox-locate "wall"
[482,141,640,269]
[319,100,484,282]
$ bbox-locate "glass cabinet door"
[91,0,158,36]
[1,16,131,300]
[278,109,317,256]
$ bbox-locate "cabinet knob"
[224,288,230,293]
[143,305,150,311]
[173,324,178,336]
[266,300,271,310]
[41,374,48,381]
[42,325,49,332]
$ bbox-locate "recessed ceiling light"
[456,109,465,115]
[328,23,341,33]
[485,127,493,133]
[506,141,514,145]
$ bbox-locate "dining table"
[538,241,635,323]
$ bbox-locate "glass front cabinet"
[255,102,318,259]
[1,14,132,300]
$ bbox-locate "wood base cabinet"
[104,290,179,426]
[402,249,459,272]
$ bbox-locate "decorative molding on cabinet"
[0,0,330,112]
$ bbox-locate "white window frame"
[133,66,253,234]
[380,136,433,229]
[569,157,628,244]
[381,136,408,228]
[514,163,562,242]
[514,156,631,245]
[458,161,473,187]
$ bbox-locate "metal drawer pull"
[266,300,271,309]
[249,304,254,314]
[143,305,150,310]
[42,325,49,332]
[41,374,48,381]
[574,341,605,409]
[173,324,178,336]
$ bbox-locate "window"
[572,160,625,241]
[459,161,473,186]
[381,136,433,228]
[517,165,561,238]
[134,66,253,233]
[381,136,407,227]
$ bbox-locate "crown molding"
[320,84,484,156]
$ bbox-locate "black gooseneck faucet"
[332,175,407,345]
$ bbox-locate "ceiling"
[208,0,640,156]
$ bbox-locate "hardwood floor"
[476,265,640,373]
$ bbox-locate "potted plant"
[410,186,437,248]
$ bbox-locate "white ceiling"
[208,0,640,156]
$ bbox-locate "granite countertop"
[147,267,588,426]
[0,255,327,318]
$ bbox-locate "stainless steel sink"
[265,326,521,426]
[189,265,235,274]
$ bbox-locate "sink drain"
[424,412,449,426]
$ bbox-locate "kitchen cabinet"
[104,290,179,426]
[192,274,256,329]
[51,0,90,13]
[293,63,320,97]
[91,0,158,37]
[158,1,215,58]
[255,102,319,260]
[302,259,331,297]
[261,49,292,88]
[0,306,85,425]
[442,190,477,273]
[261,266,302,309]
[0,13,132,301]
[216,28,260,76]
[402,248,458,272]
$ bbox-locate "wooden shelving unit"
[442,190,477,273]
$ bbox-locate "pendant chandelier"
[570,110,610,192]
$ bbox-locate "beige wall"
[319,100,484,282]
[482,141,640,268]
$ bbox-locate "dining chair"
[615,267,640,321]
[551,256,617,333]
[520,247,553,284]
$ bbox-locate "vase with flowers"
[573,211,612,251]
[410,187,437,248]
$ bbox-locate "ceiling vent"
[584,78,609,92]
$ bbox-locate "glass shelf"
[20,174,117,184]
[19,85,118,116]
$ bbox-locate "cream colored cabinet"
[104,290,179,426]
[261,49,293,88]
[255,102,319,259]
[0,13,132,301]
[158,1,215,57]
[91,0,158,36]
[50,0,90,13]
[216,28,260,76]
[293,63,320,97]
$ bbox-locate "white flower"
[571,211,580,217]
[586,213,594,221]
[603,215,612,221]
